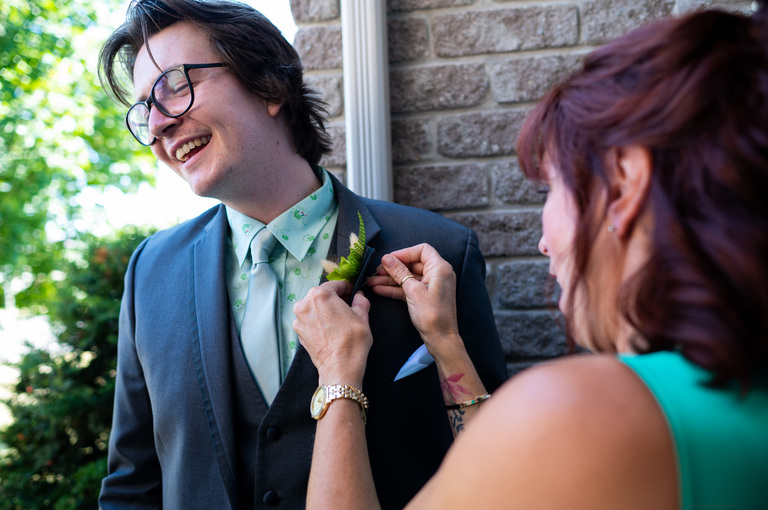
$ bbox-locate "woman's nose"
[538,235,549,256]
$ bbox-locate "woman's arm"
[293,281,380,510]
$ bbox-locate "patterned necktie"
[240,227,281,405]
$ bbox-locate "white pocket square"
[394,344,435,381]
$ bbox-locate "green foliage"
[326,211,366,282]
[0,0,155,302]
[0,226,152,510]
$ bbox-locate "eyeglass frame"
[125,62,226,146]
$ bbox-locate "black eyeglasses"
[126,63,225,146]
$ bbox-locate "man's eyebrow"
[132,88,150,103]
[132,66,164,103]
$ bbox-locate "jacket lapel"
[327,174,381,272]
[188,205,238,506]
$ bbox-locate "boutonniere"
[322,211,367,282]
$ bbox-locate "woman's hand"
[368,243,461,356]
[369,244,487,435]
[293,280,372,387]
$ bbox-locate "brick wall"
[290,0,752,376]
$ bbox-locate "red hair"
[517,7,768,386]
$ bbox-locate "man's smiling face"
[132,21,282,202]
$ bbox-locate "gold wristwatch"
[310,384,369,425]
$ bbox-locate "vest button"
[266,427,282,441]
[263,490,280,505]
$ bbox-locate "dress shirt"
[225,168,338,378]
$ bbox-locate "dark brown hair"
[99,0,331,166]
[517,7,768,386]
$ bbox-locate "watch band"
[314,384,369,424]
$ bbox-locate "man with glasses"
[98,1,506,508]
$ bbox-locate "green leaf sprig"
[323,211,366,282]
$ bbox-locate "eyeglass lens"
[126,68,192,145]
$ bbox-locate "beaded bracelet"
[445,393,491,410]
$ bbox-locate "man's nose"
[148,105,178,139]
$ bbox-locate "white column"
[340,0,393,201]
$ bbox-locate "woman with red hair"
[294,5,768,509]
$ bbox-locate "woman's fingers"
[350,290,371,319]
[321,279,354,298]
[293,281,372,384]
[381,254,417,289]
[367,253,419,300]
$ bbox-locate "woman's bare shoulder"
[409,354,678,510]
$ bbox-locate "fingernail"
[382,255,395,268]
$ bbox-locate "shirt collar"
[226,209,265,269]
[226,167,337,267]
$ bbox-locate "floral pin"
[322,211,366,282]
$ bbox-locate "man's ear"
[607,145,652,238]
[267,102,283,117]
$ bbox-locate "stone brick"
[495,260,556,309]
[305,75,343,117]
[495,310,568,358]
[581,0,675,45]
[394,164,489,210]
[320,122,346,168]
[388,17,429,63]
[491,53,584,104]
[388,0,475,13]
[289,0,340,22]
[437,109,528,158]
[294,26,342,71]
[485,260,495,293]
[433,6,579,57]
[449,210,541,257]
[675,0,752,13]
[492,160,544,206]
[391,117,432,164]
[390,64,489,113]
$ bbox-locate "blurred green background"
[0,0,294,507]
[0,1,158,506]
[1,0,155,312]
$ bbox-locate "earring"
[607,224,617,233]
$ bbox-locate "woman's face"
[538,159,604,351]
[538,160,579,318]
[537,157,631,353]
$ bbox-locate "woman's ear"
[607,145,652,238]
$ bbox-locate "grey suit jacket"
[99,175,507,509]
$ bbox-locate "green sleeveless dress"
[620,351,768,510]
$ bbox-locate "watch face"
[310,385,327,418]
